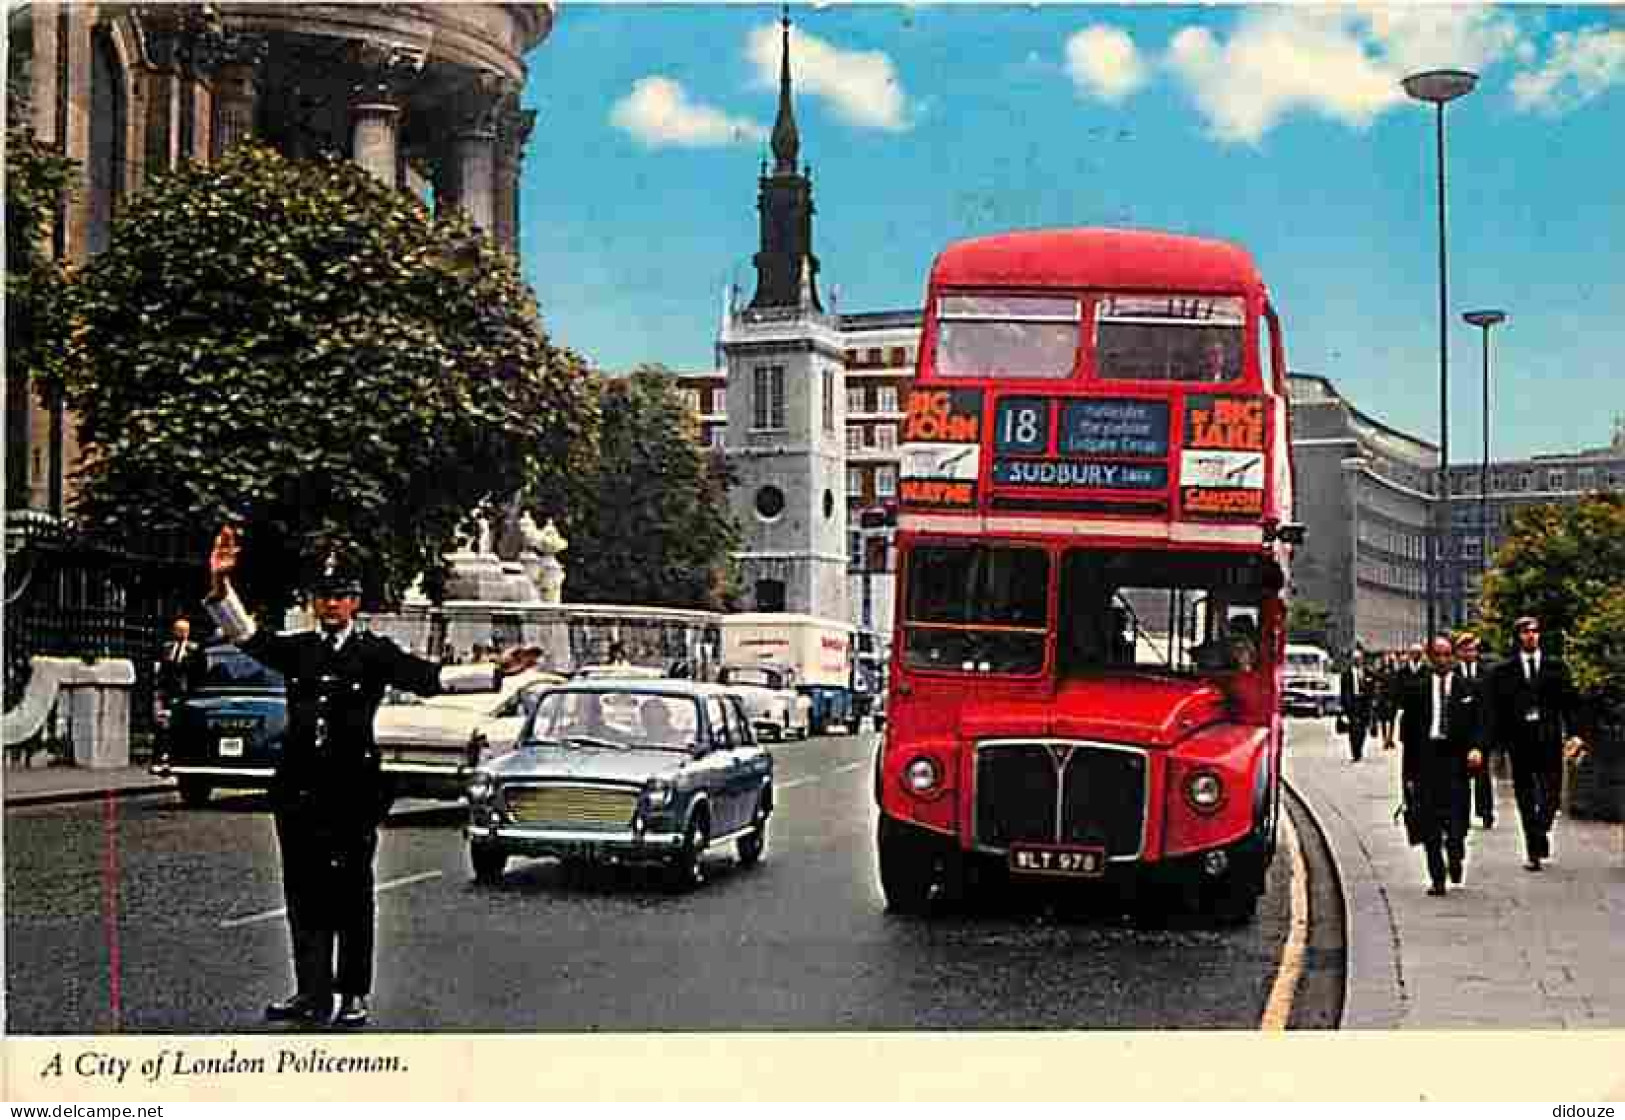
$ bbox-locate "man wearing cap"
[1486,615,1585,871]
[204,525,537,1028]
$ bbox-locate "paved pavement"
[10,722,1624,1030]
[1285,716,1625,1029]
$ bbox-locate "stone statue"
[519,512,568,604]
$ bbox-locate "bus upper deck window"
[935,294,1081,380]
[1095,294,1246,383]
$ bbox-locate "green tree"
[1568,585,1625,711]
[5,102,78,505]
[65,143,599,617]
[1286,598,1331,647]
[1479,492,1625,657]
[548,366,739,609]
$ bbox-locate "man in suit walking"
[1453,631,1495,829]
[1339,648,1373,762]
[204,525,537,1028]
[1397,635,1473,895]
[154,615,205,713]
[1486,616,1586,871]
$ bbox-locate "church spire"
[770,6,800,175]
[747,5,821,313]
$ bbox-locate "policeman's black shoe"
[1448,857,1464,885]
[1426,883,1447,897]
[333,995,369,1029]
[265,993,332,1024]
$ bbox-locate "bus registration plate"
[1009,844,1105,878]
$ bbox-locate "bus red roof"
[930,228,1265,297]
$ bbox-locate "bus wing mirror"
[1265,522,1306,546]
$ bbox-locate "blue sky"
[515,4,1625,462]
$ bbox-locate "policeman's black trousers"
[274,808,379,999]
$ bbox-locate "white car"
[373,668,565,800]
[571,663,668,681]
[716,662,812,741]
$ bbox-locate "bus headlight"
[904,756,942,796]
[1184,770,1224,814]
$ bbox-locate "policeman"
[204,525,536,1028]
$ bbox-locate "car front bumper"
[464,822,686,863]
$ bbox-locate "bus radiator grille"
[975,741,1146,858]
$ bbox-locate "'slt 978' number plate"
[1009,845,1106,878]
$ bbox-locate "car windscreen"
[523,690,701,752]
[903,544,1049,674]
[201,646,285,690]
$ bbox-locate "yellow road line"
[1260,804,1309,1030]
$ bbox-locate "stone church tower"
[718,12,848,620]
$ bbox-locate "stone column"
[347,40,425,188]
[178,9,266,160]
[442,72,514,235]
[493,100,536,253]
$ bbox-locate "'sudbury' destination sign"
[993,459,1167,490]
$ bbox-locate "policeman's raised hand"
[208,525,241,597]
[496,645,543,677]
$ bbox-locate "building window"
[755,579,786,612]
[1548,469,1566,492]
[681,389,701,415]
[876,465,897,497]
[889,346,907,367]
[865,347,883,366]
[754,485,786,521]
[849,530,863,567]
[88,28,128,257]
[31,449,43,483]
[847,467,864,496]
[875,424,897,451]
[1578,468,1596,491]
[844,349,858,367]
[752,366,785,430]
[822,367,836,433]
[1519,471,1534,492]
[707,425,725,450]
[847,426,862,454]
[847,386,867,415]
[876,386,899,413]
[711,387,727,415]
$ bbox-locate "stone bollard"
[58,660,137,770]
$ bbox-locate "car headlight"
[644,779,674,810]
[904,756,941,796]
[1184,770,1224,814]
[468,772,495,803]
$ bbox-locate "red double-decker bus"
[875,228,1299,923]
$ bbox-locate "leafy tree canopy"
[65,143,599,617]
[1286,598,1331,648]
[542,365,739,610]
[5,105,77,394]
[1479,491,1625,666]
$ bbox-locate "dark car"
[1281,676,1342,718]
[464,680,773,891]
[152,643,286,806]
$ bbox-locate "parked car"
[1282,676,1342,718]
[465,680,773,891]
[372,668,566,800]
[152,642,286,807]
[715,662,811,741]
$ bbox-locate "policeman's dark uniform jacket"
[205,577,501,1025]
[1396,661,1474,893]
[1486,632,1583,868]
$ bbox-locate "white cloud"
[610,77,766,149]
[1164,6,1530,145]
[747,23,910,132]
[1511,28,1625,114]
[1065,25,1147,104]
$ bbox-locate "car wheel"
[177,778,212,809]
[737,812,768,867]
[666,813,710,892]
[877,816,936,915]
[470,843,507,887]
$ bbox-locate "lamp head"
[1462,309,1507,328]
[1402,69,1479,104]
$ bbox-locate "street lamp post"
[1462,310,1506,601]
[1403,68,1478,639]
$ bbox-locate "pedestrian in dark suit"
[154,615,205,712]
[1452,631,1495,829]
[203,525,538,1028]
[1485,616,1586,871]
[1396,635,1473,895]
[1339,649,1373,762]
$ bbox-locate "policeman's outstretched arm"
[203,524,258,644]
